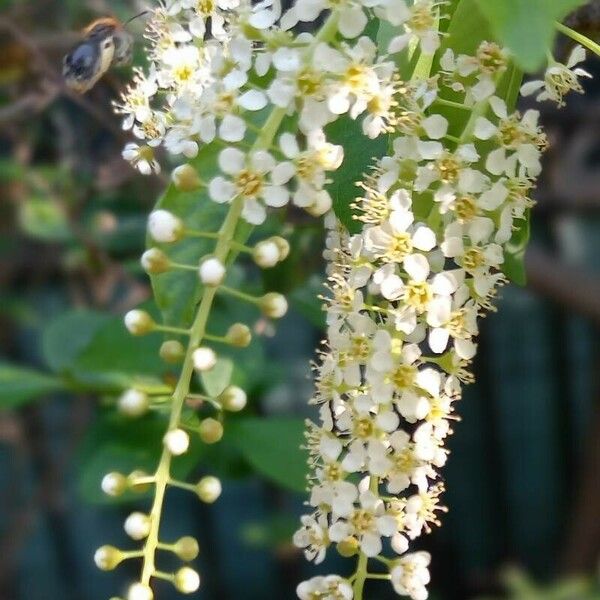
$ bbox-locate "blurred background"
[1,0,600,599]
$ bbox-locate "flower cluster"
[295,42,589,600]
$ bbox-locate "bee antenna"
[125,10,150,26]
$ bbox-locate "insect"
[63,12,147,94]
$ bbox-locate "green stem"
[352,476,379,600]
[555,21,600,58]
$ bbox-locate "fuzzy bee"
[63,13,146,94]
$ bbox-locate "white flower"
[123,143,161,175]
[391,552,431,600]
[296,575,353,600]
[293,513,330,564]
[328,490,398,556]
[521,46,591,107]
[208,148,290,224]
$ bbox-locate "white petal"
[422,115,448,140]
[271,161,296,185]
[242,198,266,224]
[237,89,268,111]
[361,532,382,557]
[412,226,436,251]
[473,117,497,140]
[404,254,430,282]
[262,185,289,207]
[272,47,301,71]
[338,6,367,38]
[218,147,245,175]
[250,150,275,173]
[219,114,246,142]
[429,328,450,354]
[279,132,300,158]
[208,177,235,203]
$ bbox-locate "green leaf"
[502,210,531,286]
[18,198,72,242]
[475,0,588,71]
[326,116,389,233]
[77,411,203,504]
[0,362,64,409]
[201,357,233,397]
[227,417,307,493]
[43,310,110,373]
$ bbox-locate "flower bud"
[172,164,202,192]
[173,536,200,561]
[259,292,288,319]
[163,428,190,456]
[174,567,201,594]
[148,210,183,243]
[253,239,280,268]
[219,385,247,412]
[193,347,217,372]
[94,545,123,571]
[118,389,149,418]
[225,323,252,348]
[195,476,222,503]
[141,248,170,274]
[101,472,127,497]
[124,512,151,540]
[199,256,225,286]
[127,583,153,600]
[124,310,155,336]
[337,537,359,557]
[272,236,290,260]
[305,190,332,217]
[160,340,185,364]
[198,418,223,444]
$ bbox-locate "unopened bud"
[164,428,190,456]
[124,310,155,336]
[272,236,290,260]
[174,567,201,594]
[124,512,151,540]
[141,248,170,274]
[225,323,251,348]
[198,418,223,444]
[259,293,288,319]
[219,386,247,412]
[94,545,123,571]
[160,340,185,364]
[172,164,202,192]
[127,583,153,600]
[101,472,127,497]
[199,256,225,286]
[174,536,200,561]
[118,389,149,418]
[195,476,222,503]
[253,239,280,268]
[337,537,360,557]
[148,210,183,243]
[193,347,217,372]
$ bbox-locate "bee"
[63,12,147,94]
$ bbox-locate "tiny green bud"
[174,566,201,594]
[101,472,127,497]
[94,545,123,571]
[198,418,223,444]
[219,385,247,412]
[124,310,155,336]
[337,537,359,557]
[160,340,185,364]
[195,476,222,503]
[172,164,202,192]
[140,248,170,274]
[174,536,200,561]
[259,292,288,319]
[225,323,252,348]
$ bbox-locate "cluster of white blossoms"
[295,42,590,600]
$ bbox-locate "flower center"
[354,417,375,439]
[392,364,416,389]
[394,446,417,473]
[389,231,413,261]
[323,462,344,481]
[462,248,485,271]
[235,169,263,197]
[476,41,507,74]
[404,281,432,312]
[297,68,322,96]
[436,155,460,183]
[344,63,371,93]
[350,509,375,533]
[453,195,477,222]
[408,3,435,31]
[196,0,216,15]
[447,309,468,338]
